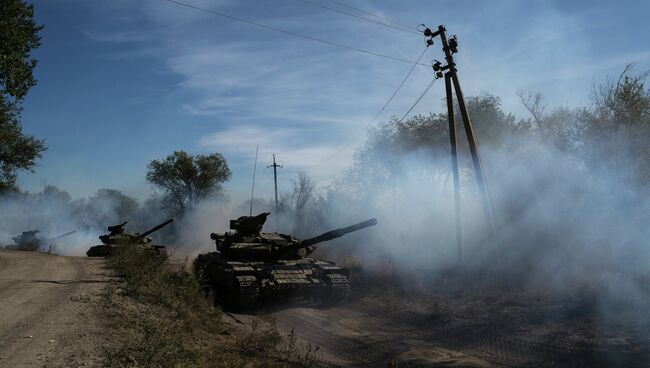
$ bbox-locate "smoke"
[271,100,650,351]
[0,188,170,256]
[172,196,233,258]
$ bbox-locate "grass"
[103,245,317,368]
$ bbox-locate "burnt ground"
[233,274,650,368]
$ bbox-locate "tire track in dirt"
[272,299,612,367]
[273,303,492,367]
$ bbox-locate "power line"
[162,0,428,66]
[397,76,438,123]
[295,76,437,186]
[323,0,414,31]
[293,0,419,35]
[285,45,431,170]
[371,46,429,122]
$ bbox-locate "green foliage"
[578,66,650,184]
[344,94,518,200]
[146,151,231,214]
[0,0,42,100]
[0,96,46,192]
[463,93,518,145]
[93,188,140,221]
[0,0,45,192]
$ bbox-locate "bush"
[104,246,305,367]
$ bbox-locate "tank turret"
[88,219,174,257]
[9,230,76,252]
[279,218,378,256]
[11,230,42,251]
[98,218,174,246]
[209,214,376,260]
[196,212,377,308]
[107,221,127,235]
[229,212,270,235]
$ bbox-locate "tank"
[86,218,174,257]
[194,212,377,308]
[7,230,76,252]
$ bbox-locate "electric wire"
[284,45,431,170]
[163,0,428,66]
[293,0,419,35]
[396,76,438,124]
[288,76,438,185]
[323,0,414,31]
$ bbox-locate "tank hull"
[195,252,350,307]
[86,244,167,257]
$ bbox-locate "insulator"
[449,36,459,54]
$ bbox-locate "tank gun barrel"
[136,218,175,241]
[298,218,377,248]
[46,230,76,242]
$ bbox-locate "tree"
[291,172,315,215]
[518,91,546,129]
[0,0,46,192]
[40,185,72,204]
[146,151,231,214]
[0,98,46,191]
[578,66,650,185]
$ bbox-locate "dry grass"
[104,246,317,368]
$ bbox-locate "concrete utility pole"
[424,25,498,260]
[268,154,283,214]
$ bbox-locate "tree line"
[3,0,650,261]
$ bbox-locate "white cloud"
[81,0,650,194]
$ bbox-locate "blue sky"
[17,0,650,202]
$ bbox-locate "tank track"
[321,272,350,305]
[231,275,259,307]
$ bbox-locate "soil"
[0,249,112,367]
[237,283,650,368]
[1,249,648,368]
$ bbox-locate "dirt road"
[0,249,109,367]
[265,293,648,368]
[270,299,494,367]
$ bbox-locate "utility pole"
[424,25,498,258]
[268,154,283,214]
[445,72,462,264]
[249,145,259,216]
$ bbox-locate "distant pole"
[268,154,283,213]
[249,145,259,216]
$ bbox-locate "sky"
[17,0,650,203]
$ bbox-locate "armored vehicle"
[86,218,174,257]
[7,230,76,252]
[194,212,377,307]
